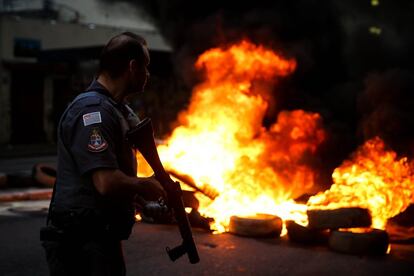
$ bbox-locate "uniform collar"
[85,79,128,111]
[85,79,114,99]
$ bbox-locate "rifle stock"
[127,118,200,264]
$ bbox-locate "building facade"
[0,0,171,145]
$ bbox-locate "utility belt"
[40,208,135,242]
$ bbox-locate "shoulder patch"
[83,111,102,126]
[87,127,108,152]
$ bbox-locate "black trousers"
[42,239,126,276]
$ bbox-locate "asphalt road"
[0,206,413,276]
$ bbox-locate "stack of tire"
[287,207,389,255]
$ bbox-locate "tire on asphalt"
[307,207,372,229]
[286,220,329,244]
[229,214,283,238]
[32,163,56,187]
[329,229,389,255]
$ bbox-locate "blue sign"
[14,38,42,57]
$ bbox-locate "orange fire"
[154,40,324,232]
[136,41,414,236]
[308,137,414,229]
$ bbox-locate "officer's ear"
[129,59,139,75]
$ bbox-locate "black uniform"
[42,80,137,276]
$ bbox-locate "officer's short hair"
[99,32,148,78]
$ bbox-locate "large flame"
[308,137,414,229]
[156,40,324,232]
[137,41,414,234]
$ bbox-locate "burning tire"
[286,220,328,244]
[329,229,389,255]
[32,163,56,187]
[307,207,371,229]
[229,214,282,238]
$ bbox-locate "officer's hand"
[137,176,167,201]
[134,195,170,219]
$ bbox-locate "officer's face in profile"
[126,46,150,96]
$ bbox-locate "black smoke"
[358,69,414,155]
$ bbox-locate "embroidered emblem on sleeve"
[83,111,102,126]
[87,127,108,152]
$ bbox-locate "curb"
[0,189,52,202]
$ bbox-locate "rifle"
[127,118,200,264]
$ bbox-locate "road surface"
[0,202,413,276]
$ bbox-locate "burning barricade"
[135,40,414,256]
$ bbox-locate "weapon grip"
[166,245,186,262]
[166,243,200,264]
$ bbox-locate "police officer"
[41,32,166,275]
